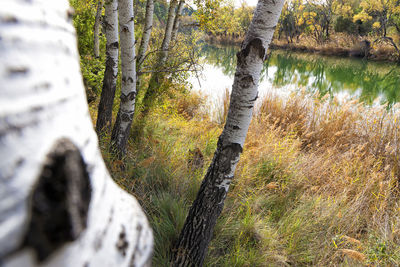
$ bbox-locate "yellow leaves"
[353,12,373,22]
[373,21,381,29]
[333,3,353,18]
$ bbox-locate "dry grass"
[92,86,400,266]
[272,33,399,61]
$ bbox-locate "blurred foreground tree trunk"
[110,0,137,157]
[0,0,153,266]
[173,0,285,265]
[93,0,104,58]
[95,0,119,134]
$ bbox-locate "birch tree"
[136,0,154,98]
[141,0,178,113]
[93,0,104,58]
[0,0,152,266]
[110,0,137,156]
[137,0,154,69]
[171,0,185,44]
[173,0,285,265]
[95,0,119,134]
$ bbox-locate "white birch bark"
[136,0,154,69]
[95,0,119,134]
[110,0,137,156]
[160,0,178,63]
[141,0,178,113]
[174,0,285,265]
[170,0,184,44]
[0,1,152,266]
[93,0,104,58]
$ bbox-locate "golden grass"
[272,33,399,61]
[91,85,400,266]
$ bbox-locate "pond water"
[189,43,400,107]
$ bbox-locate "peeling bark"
[93,0,104,58]
[110,0,137,157]
[173,0,285,265]
[96,0,119,134]
[0,1,152,266]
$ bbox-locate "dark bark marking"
[239,38,265,61]
[120,91,137,103]
[7,66,29,77]
[122,25,129,32]
[67,7,75,19]
[250,92,258,101]
[93,207,114,252]
[232,125,241,130]
[1,15,18,24]
[121,113,131,122]
[116,226,129,257]
[23,139,91,262]
[34,82,51,91]
[129,223,144,266]
[110,41,119,49]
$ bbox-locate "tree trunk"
[94,0,104,58]
[137,0,154,69]
[95,0,119,135]
[141,0,178,114]
[0,0,152,266]
[110,0,137,157]
[173,0,285,265]
[171,0,185,44]
[160,0,179,61]
[136,0,154,98]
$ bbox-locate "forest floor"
[90,86,400,266]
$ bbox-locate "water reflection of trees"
[201,43,238,76]
[201,44,400,105]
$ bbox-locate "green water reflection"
[200,43,400,105]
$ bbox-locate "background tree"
[94,0,104,58]
[0,0,152,266]
[137,0,155,68]
[110,0,138,156]
[173,0,285,265]
[141,0,179,114]
[96,0,119,134]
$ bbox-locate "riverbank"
[275,34,400,62]
[90,86,400,266]
[207,33,400,62]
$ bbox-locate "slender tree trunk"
[110,0,137,157]
[94,0,104,58]
[137,0,154,69]
[173,0,285,265]
[141,0,178,114]
[171,0,185,44]
[136,0,154,97]
[160,0,179,61]
[0,0,152,266]
[96,0,119,134]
